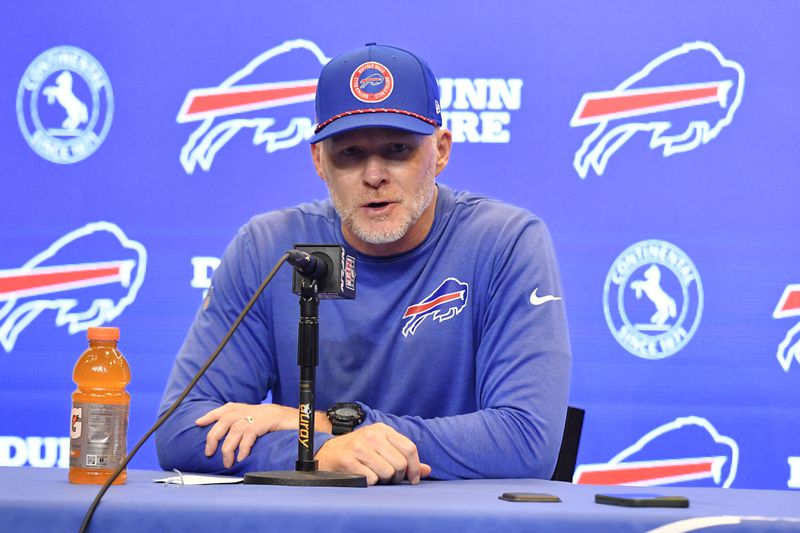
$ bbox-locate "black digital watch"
[326,402,365,435]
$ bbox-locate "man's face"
[312,127,451,256]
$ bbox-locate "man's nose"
[362,155,389,188]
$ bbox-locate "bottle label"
[70,402,128,469]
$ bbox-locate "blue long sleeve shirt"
[156,184,571,479]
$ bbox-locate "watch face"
[337,407,358,418]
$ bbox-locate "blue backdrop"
[1,1,798,490]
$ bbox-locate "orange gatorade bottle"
[69,327,130,484]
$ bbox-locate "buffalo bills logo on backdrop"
[177,39,329,174]
[604,240,703,359]
[570,41,744,178]
[574,416,739,488]
[0,222,146,352]
[402,278,468,337]
[350,62,393,103]
[17,46,114,164]
[773,284,800,372]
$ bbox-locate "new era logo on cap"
[309,43,442,143]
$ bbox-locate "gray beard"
[328,168,436,245]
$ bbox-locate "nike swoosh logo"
[530,288,562,306]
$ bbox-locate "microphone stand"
[243,277,366,487]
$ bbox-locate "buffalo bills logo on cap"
[350,61,393,103]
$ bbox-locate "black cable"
[78,251,290,533]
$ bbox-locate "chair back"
[550,406,585,482]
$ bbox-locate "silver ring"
[244,416,254,424]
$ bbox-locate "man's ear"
[434,128,452,176]
[310,142,326,181]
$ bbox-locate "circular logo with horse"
[17,46,114,164]
[604,240,703,359]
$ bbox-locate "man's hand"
[315,423,432,485]
[195,403,298,468]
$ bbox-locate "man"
[156,43,571,485]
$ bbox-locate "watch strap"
[331,419,356,435]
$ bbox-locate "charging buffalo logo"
[0,222,146,352]
[574,416,739,488]
[402,278,468,337]
[177,39,329,174]
[773,284,800,372]
[604,240,703,359]
[17,46,114,164]
[350,62,393,103]
[570,41,744,178]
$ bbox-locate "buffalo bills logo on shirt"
[402,277,468,337]
[350,62,393,103]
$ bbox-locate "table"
[2,467,799,532]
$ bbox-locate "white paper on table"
[153,471,244,485]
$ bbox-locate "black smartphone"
[595,493,689,508]
[499,492,561,502]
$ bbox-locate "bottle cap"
[87,327,120,341]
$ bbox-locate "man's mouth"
[360,200,396,216]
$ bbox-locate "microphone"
[290,244,356,299]
[78,243,359,529]
[286,249,328,280]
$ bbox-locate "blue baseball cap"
[309,43,442,144]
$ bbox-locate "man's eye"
[387,143,407,153]
[341,147,360,157]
